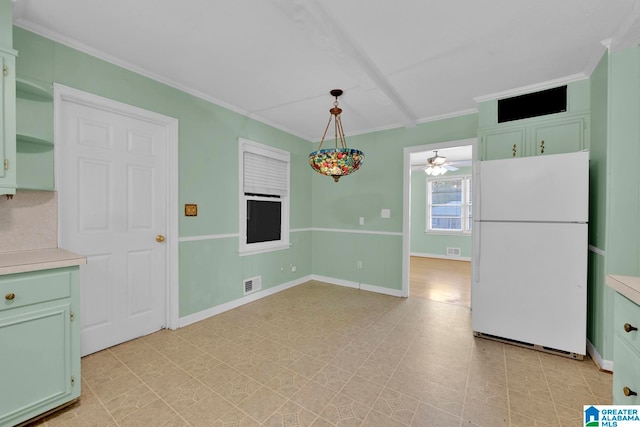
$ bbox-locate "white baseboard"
[410,252,471,262]
[311,275,404,297]
[586,339,613,372]
[177,275,312,328]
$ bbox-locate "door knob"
[156,235,165,243]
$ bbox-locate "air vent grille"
[447,247,461,257]
[243,276,262,295]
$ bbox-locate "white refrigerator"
[471,150,589,357]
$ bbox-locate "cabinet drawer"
[614,292,640,354]
[0,269,72,311]
[613,336,640,405]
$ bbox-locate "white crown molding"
[607,1,640,53]
[416,108,478,125]
[12,21,314,142]
[473,73,589,103]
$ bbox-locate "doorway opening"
[402,138,477,305]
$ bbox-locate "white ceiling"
[12,0,640,142]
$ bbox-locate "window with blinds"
[238,138,290,255]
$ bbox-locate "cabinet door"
[0,50,16,195]
[531,117,586,156]
[0,54,4,180]
[480,128,526,160]
[613,336,640,405]
[0,303,76,427]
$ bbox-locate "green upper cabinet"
[531,115,588,156]
[478,80,590,160]
[0,47,17,196]
[481,127,526,159]
[0,0,17,196]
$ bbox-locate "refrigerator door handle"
[474,221,481,283]
[473,162,481,283]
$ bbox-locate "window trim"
[426,175,472,235]
[238,138,290,256]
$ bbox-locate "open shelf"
[17,133,53,148]
[16,76,53,101]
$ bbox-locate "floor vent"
[446,247,461,257]
[243,276,261,295]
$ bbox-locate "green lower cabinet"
[0,267,80,427]
[612,292,640,405]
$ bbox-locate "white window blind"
[243,151,288,196]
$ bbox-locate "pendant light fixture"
[308,89,364,182]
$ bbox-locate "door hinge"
[70,310,75,321]
[71,376,75,386]
[2,65,7,77]
[4,159,8,171]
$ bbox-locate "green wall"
[588,46,640,363]
[12,26,478,316]
[15,24,633,363]
[410,166,472,258]
[587,50,613,360]
[0,0,11,47]
[310,117,478,290]
[13,27,313,318]
[606,46,640,277]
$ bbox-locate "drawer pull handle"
[5,293,15,301]
[624,386,638,397]
[624,323,638,333]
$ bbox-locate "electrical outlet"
[357,261,363,269]
[359,217,364,225]
[291,265,297,272]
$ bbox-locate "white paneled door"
[57,88,174,356]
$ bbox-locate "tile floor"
[28,280,612,427]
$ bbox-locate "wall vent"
[447,247,461,257]
[497,85,567,123]
[243,276,262,295]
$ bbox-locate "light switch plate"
[381,209,391,218]
[185,204,198,216]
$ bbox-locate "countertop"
[0,248,87,275]
[606,274,640,306]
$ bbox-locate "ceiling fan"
[412,150,461,176]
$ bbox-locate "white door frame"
[54,84,180,330]
[401,137,477,298]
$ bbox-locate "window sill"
[238,243,292,257]
[425,230,471,236]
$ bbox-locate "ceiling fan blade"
[444,164,459,171]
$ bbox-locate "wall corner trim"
[586,339,614,372]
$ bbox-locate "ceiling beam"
[276,0,418,128]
